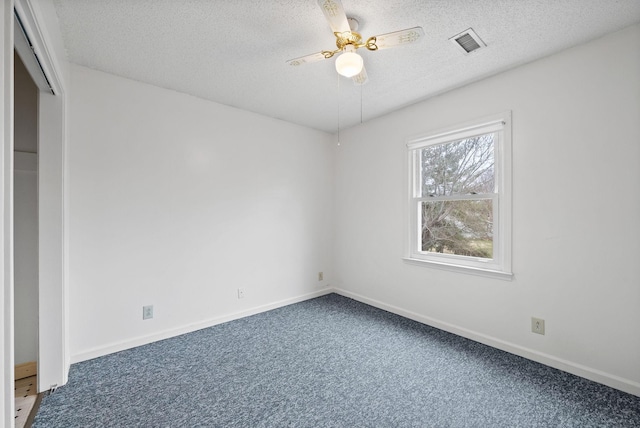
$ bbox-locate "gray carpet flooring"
[33,293,640,427]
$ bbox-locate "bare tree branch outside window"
[420,134,495,258]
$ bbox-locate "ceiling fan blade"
[352,66,368,85]
[286,52,330,67]
[317,0,350,34]
[369,26,425,50]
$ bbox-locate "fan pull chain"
[337,73,341,146]
[360,82,363,124]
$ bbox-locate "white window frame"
[404,112,512,280]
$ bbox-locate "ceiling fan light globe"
[335,51,363,77]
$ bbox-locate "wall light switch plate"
[237,288,245,299]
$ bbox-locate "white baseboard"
[71,288,334,364]
[333,287,640,397]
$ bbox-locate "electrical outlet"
[318,272,323,281]
[531,317,545,335]
[143,305,154,320]
[237,288,245,299]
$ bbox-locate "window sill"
[402,257,513,280]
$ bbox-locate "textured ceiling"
[52,0,640,133]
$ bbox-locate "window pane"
[421,200,493,258]
[421,134,495,197]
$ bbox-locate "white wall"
[67,65,334,361]
[14,53,37,153]
[13,52,39,366]
[13,151,38,365]
[333,24,640,395]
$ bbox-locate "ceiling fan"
[286,0,425,85]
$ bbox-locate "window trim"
[404,112,513,279]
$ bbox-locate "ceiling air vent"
[450,28,486,54]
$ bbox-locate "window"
[405,112,512,279]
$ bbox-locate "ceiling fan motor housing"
[335,31,362,50]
